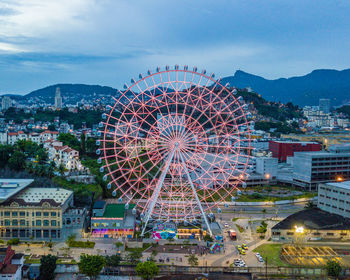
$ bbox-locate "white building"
[318,181,350,218]
[255,157,278,179]
[54,87,63,109]
[1,130,58,145]
[1,96,12,111]
[45,139,84,171]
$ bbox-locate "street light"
[265,173,270,180]
[336,176,343,182]
[295,226,304,234]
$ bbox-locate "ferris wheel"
[97,65,251,235]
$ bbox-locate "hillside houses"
[0,130,58,145]
[44,139,84,171]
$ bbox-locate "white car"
[258,257,264,263]
[224,223,229,228]
[233,259,246,267]
[255,252,261,257]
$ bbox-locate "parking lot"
[281,245,345,266]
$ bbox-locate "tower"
[54,87,63,109]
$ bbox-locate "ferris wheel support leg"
[178,150,213,237]
[141,148,176,237]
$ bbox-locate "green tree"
[203,235,213,242]
[105,254,121,267]
[58,163,66,176]
[135,261,159,280]
[78,254,106,280]
[326,260,342,277]
[8,151,26,170]
[0,144,13,167]
[80,133,86,155]
[127,251,143,265]
[187,254,198,266]
[304,201,316,209]
[58,133,80,151]
[39,254,58,280]
[86,137,97,154]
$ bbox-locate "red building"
[269,140,322,162]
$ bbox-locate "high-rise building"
[54,87,63,109]
[1,96,12,111]
[319,98,330,114]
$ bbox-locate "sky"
[0,0,350,94]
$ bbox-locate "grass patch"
[235,224,245,233]
[232,218,240,222]
[253,243,290,267]
[68,240,95,248]
[236,192,316,202]
[125,243,152,252]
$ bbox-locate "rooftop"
[294,151,350,157]
[325,181,350,191]
[15,187,73,204]
[93,200,106,209]
[102,203,135,218]
[272,208,350,230]
[0,179,34,203]
[271,140,320,144]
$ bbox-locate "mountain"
[220,69,350,106]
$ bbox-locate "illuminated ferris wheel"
[97,65,251,235]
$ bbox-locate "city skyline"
[0,0,350,94]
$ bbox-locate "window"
[12,212,18,217]
[20,212,25,217]
[36,212,41,217]
[43,212,49,217]
[327,232,334,236]
[43,220,49,226]
[36,220,41,226]
[12,220,18,226]
[4,212,10,217]
[287,232,294,235]
[4,220,10,226]
[20,220,25,226]
[51,212,57,217]
[51,220,57,226]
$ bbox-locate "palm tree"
[187,254,198,266]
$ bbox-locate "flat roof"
[102,204,135,218]
[272,208,350,230]
[0,179,34,203]
[294,151,350,157]
[93,200,106,209]
[325,181,350,190]
[271,140,319,144]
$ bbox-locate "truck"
[229,229,237,240]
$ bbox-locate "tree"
[127,251,143,265]
[326,260,342,277]
[135,261,159,280]
[105,254,121,267]
[8,151,26,170]
[304,201,316,209]
[58,133,80,151]
[80,133,86,155]
[58,163,66,176]
[203,235,213,242]
[187,254,198,266]
[39,254,58,280]
[78,254,106,280]
[0,144,13,167]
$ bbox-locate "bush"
[7,238,20,245]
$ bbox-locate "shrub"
[7,238,20,245]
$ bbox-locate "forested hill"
[220,68,350,106]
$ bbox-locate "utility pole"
[265,256,268,280]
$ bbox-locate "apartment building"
[292,151,350,190]
[318,181,350,218]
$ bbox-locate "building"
[0,180,85,240]
[1,96,12,112]
[91,202,136,239]
[54,87,63,109]
[318,181,350,218]
[281,133,350,150]
[292,151,350,190]
[44,139,84,171]
[269,140,322,162]
[0,246,24,280]
[0,179,34,203]
[271,208,350,242]
[1,130,58,145]
[319,98,330,114]
[255,157,278,179]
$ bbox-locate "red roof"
[0,264,19,275]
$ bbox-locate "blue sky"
[0,0,349,94]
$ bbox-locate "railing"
[101,264,328,277]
